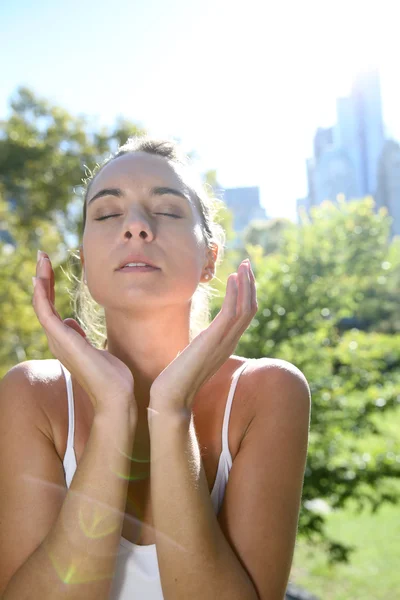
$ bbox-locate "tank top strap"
[59,361,75,451]
[221,359,252,467]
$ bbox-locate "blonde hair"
[67,136,226,349]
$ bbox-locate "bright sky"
[1,0,399,222]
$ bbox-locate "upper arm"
[0,363,67,596]
[217,359,311,600]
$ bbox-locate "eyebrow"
[87,186,192,207]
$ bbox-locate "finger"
[36,254,57,316]
[33,276,60,327]
[237,261,252,316]
[206,273,240,344]
[33,254,62,325]
[33,277,88,353]
[247,262,257,311]
[36,254,50,299]
[222,272,239,320]
[50,258,55,305]
[34,255,72,339]
[42,256,52,301]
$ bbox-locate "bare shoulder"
[0,359,64,441]
[2,358,63,386]
[249,356,309,379]
[233,355,311,416]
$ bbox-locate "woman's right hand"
[32,251,137,418]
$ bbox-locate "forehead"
[87,152,189,200]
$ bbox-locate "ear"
[210,241,219,262]
[205,241,219,275]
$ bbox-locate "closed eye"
[95,214,121,221]
[95,213,181,221]
[154,213,181,219]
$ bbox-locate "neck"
[105,307,192,418]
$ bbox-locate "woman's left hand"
[149,259,258,415]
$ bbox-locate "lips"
[117,256,159,270]
[119,265,159,272]
[120,263,159,269]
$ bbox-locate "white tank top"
[60,359,250,599]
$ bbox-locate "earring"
[204,273,210,280]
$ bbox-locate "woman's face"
[80,151,209,313]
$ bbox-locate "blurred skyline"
[1,0,399,222]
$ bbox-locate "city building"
[375,139,400,238]
[297,67,399,239]
[218,186,267,246]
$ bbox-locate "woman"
[0,137,311,600]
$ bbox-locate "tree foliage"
[211,197,400,564]
[242,216,296,255]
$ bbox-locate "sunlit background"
[1,0,399,222]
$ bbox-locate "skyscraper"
[217,186,267,248]
[221,186,266,234]
[334,67,385,198]
[298,66,387,215]
[375,139,400,238]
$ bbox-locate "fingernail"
[32,277,37,289]
[37,250,49,263]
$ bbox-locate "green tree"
[0,86,145,238]
[242,216,296,256]
[210,196,400,564]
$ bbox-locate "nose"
[122,207,155,240]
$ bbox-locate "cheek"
[175,249,205,291]
[179,230,205,264]
[85,226,113,251]
[82,239,109,277]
